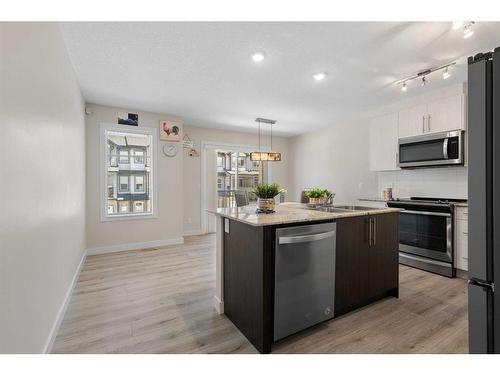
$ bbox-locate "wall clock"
[162,143,178,157]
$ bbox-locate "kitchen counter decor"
[251,183,284,213]
[305,188,334,205]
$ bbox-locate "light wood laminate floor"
[52,234,468,354]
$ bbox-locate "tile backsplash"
[377,167,467,199]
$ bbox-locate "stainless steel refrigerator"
[468,48,500,353]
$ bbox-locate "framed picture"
[159,120,182,141]
[118,112,138,126]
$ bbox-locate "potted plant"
[305,188,333,205]
[251,183,284,212]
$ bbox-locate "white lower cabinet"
[454,206,468,271]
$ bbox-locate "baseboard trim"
[86,237,185,256]
[214,295,224,314]
[183,229,204,236]
[43,250,86,353]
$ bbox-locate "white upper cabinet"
[369,112,399,171]
[426,94,465,133]
[398,93,465,138]
[398,103,427,138]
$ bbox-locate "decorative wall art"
[118,112,139,126]
[159,120,182,141]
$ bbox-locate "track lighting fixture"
[395,62,455,92]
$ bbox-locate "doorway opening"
[201,142,269,233]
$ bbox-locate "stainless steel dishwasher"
[274,222,336,341]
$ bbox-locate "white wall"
[182,125,289,234]
[0,23,86,353]
[287,120,378,204]
[84,104,184,251]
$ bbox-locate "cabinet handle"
[422,116,425,133]
[373,217,376,246]
[368,218,372,246]
[427,114,431,132]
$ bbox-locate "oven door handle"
[400,209,451,217]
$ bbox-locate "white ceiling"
[60,22,500,136]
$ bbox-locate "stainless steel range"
[387,197,467,277]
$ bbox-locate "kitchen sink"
[332,205,382,211]
[309,205,382,213]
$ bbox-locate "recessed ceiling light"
[313,72,327,81]
[251,52,265,63]
[452,21,464,30]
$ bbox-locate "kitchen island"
[209,202,400,353]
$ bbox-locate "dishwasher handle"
[278,230,336,245]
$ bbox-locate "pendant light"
[250,118,282,162]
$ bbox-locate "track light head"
[443,68,451,80]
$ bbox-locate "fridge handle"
[468,278,495,292]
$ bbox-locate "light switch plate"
[224,218,229,233]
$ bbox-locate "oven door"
[399,210,452,263]
[398,131,463,168]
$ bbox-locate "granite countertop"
[453,202,468,207]
[207,202,400,227]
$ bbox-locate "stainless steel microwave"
[398,130,464,168]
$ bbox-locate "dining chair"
[234,190,250,207]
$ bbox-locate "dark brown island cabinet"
[222,212,400,353]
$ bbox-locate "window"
[134,150,145,164]
[134,201,144,212]
[102,124,156,220]
[217,178,223,190]
[119,149,129,164]
[135,175,144,192]
[119,201,129,213]
[119,176,129,192]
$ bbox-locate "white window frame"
[119,149,130,164]
[118,175,130,193]
[134,149,145,164]
[134,175,145,193]
[100,123,158,221]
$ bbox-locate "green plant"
[251,183,284,199]
[305,188,332,199]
